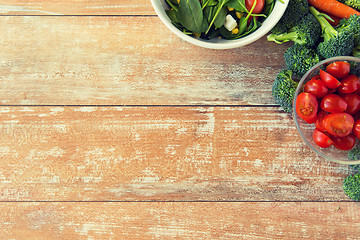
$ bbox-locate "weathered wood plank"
[0,16,290,106]
[1,202,359,239]
[0,106,353,201]
[0,0,155,15]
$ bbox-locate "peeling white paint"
[50,107,64,114]
[76,223,109,236]
[0,107,10,113]
[75,107,96,112]
[175,127,187,135]
[0,5,62,15]
[53,124,67,132]
[254,159,264,167]
[19,107,35,112]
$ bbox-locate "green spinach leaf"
[237,17,248,35]
[214,5,228,28]
[165,0,179,11]
[202,0,218,9]
[166,9,181,24]
[205,0,230,34]
[226,0,247,12]
[203,6,215,24]
[262,0,275,17]
[176,0,204,33]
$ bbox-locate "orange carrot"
[308,0,360,19]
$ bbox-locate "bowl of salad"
[151,0,289,49]
[293,56,360,165]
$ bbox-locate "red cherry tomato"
[315,110,329,132]
[331,133,356,150]
[320,94,347,113]
[325,61,351,79]
[327,88,337,94]
[323,112,354,137]
[245,0,265,13]
[353,119,360,139]
[342,93,360,115]
[304,78,328,98]
[313,129,333,148]
[311,75,321,81]
[337,74,360,94]
[320,69,341,89]
[296,92,318,124]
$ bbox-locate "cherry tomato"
[320,69,341,89]
[331,133,356,150]
[337,74,360,94]
[311,75,321,81]
[353,119,360,139]
[342,93,360,115]
[327,88,337,94]
[323,112,354,137]
[304,78,328,98]
[326,61,351,79]
[245,0,265,13]
[313,129,333,148]
[296,92,318,124]
[315,110,328,132]
[320,94,347,113]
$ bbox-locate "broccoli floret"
[338,14,360,46]
[271,0,309,34]
[339,15,360,57]
[351,164,360,172]
[284,44,321,78]
[343,173,360,201]
[310,7,355,59]
[348,145,360,172]
[337,14,360,35]
[267,13,321,47]
[353,45,360,57]
[272,69,299,113]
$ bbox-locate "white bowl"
[151,0,289,49]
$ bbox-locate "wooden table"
[0,1,359,239]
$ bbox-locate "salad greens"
[165,0,276,40]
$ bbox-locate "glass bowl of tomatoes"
[293,56,360,165]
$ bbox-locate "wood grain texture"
[1,202,359,239]
[0,106,353,201]
[0,0,154,15]
[0,16,291,106]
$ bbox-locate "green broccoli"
[270,0,309,34]
[267,13,321,47]
[338,0,360,11]
[284,44,321,78]
[309,6,355,59]
[339,15,360,57]
[348,145,360,172]
[272,69,299,113]
[337,14,360,34]
[352,45,360,57]
[343,173,360,201]
[337,14,360,47]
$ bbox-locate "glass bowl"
[293,56,360,165]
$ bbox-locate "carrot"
[308,0,360,19]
